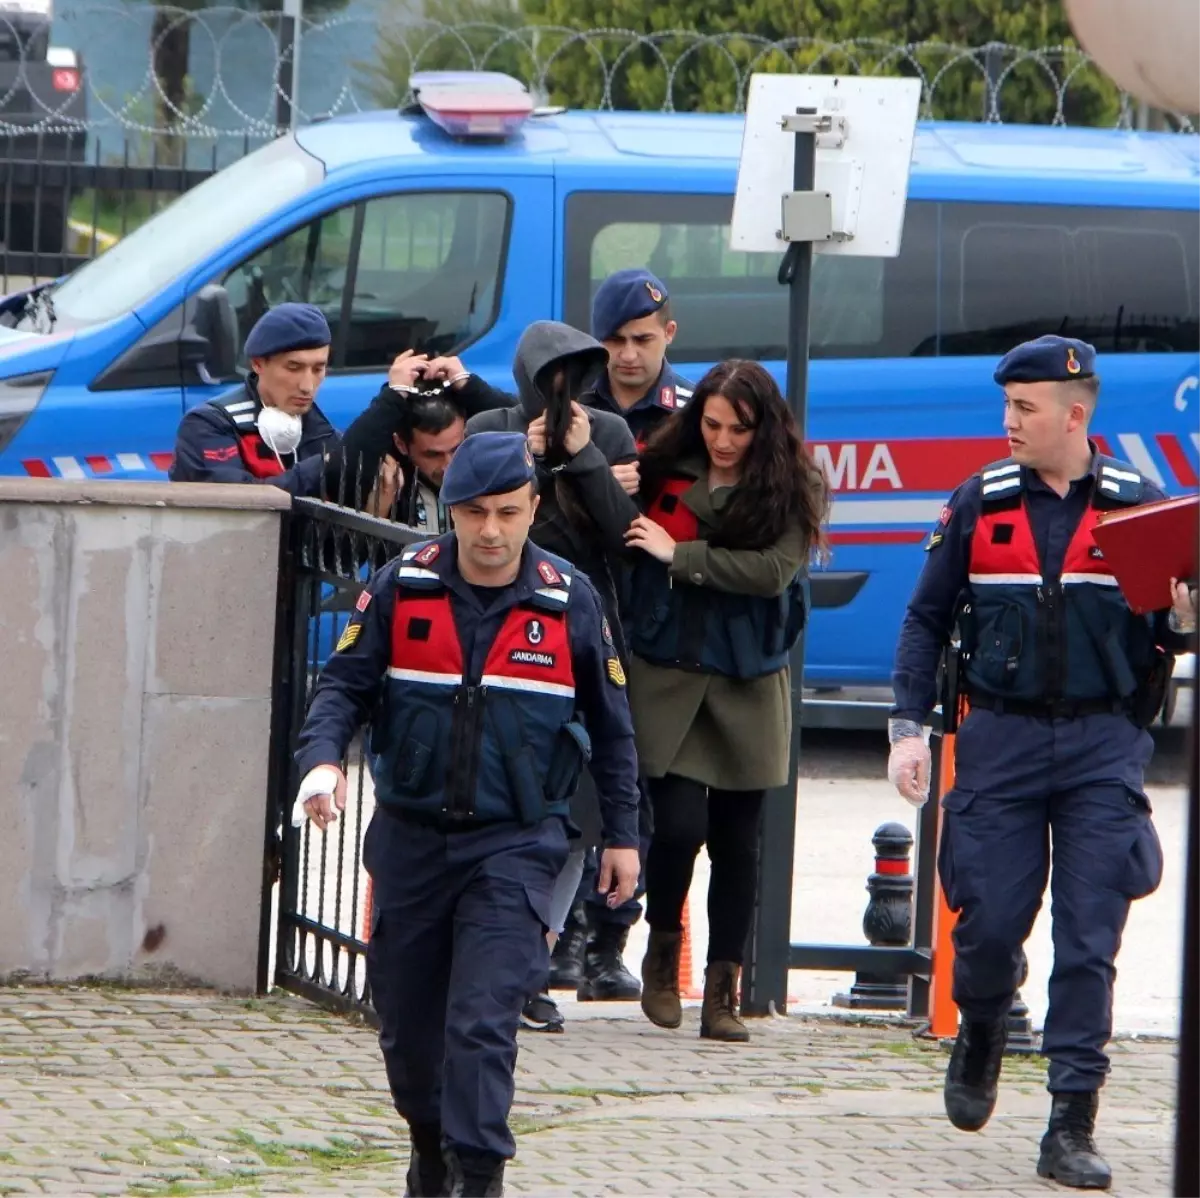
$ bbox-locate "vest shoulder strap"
[214,391,258,429]
[529,550,574,613]
[1093,455,1148,508]
[978,457,1023,509]
[395,540,447,591]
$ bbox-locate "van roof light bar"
[405,70,535,140]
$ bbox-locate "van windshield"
[42,135,325,328]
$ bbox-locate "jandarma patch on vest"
[606,657,626,686]
[336,622,361,652]
[510,649,555,668]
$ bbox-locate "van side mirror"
[182,284,239,384]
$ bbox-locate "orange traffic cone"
[679,898,703,999]
[362,878,374,943]
[929,708,964,1039]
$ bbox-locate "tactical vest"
[962,455,1158,706]
[368,541,591,826]
[628,477,808,679]
[630,366,693,451]
[216,393,288,479]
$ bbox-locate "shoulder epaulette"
[978,457,1023,505]
[1094,455,1146,506]
[396,540,446,590]
[529,551,574,612]
[215,393,257,429]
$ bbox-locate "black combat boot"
[577,920,641,1001]
[1036,1092,1112,1190]
[443,1146,506,1196]
[548,901,587,990]
[943,1018,1008,1131]
[402,1121,445,1197]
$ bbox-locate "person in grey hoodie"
[467,320,643,1031]
[466,321,640,630]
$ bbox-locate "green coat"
[627,460,808,792]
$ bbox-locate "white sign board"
[731,74,922,258]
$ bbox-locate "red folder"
[1092,493,1198,614]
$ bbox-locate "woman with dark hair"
[623,358,829,1043]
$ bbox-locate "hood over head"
[512,320,609,420]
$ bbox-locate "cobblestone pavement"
[0,987,1177,1197]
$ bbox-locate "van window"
[564,191,938,362]
[938,203,1200,354]
[45,135,324,328]
[344,191,510,368]
[223,206,357,361]
[222,190,511,370]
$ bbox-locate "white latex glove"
[886,722,932,807]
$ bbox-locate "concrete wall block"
[0,493,286,990]
[136,693,272,992]
[149,511,283,701]
[0,505,67,977]
[58,514,154,883]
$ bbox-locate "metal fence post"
[275,0,304,133]
[742,106,817,1017]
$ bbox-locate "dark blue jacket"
[585,362,694,448]
[629,471,808,680]
[295,534,641,847]
[892,446,1195,721]
[168,382,337,494]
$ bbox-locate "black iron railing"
[263,496,422,1019]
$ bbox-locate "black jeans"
[644,775,765,966]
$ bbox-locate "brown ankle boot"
[640,930,683,1028]
[700,961,749,1042]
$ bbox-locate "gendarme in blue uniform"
[169,303,337,494]
[586,361,693,448]
[294,432,638,1196]
[585,268,694,448]
[891,334,1194,1189]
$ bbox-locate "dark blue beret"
[591,268,670,342]
[244,302,331,359]
[441,431,535,506]
[994,335,1096,385]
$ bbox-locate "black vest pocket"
[391,707,438,793]
[970,602,1026,691]
[544,720,593,803]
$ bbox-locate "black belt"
[379,805,491,833]
[965,692,1129,719]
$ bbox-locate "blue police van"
[0,72,1195,697]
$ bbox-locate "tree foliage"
[366,0,1128,126]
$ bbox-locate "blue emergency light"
[407,71,535,140]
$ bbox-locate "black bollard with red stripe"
[832,822,914,1011]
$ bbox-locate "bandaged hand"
[291,765,347,831]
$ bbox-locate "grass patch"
[127,1171,262,1198]
[140,1133,202,1157]
[68,189,159,243]
[0,1152,14,1164]
[547,1085,638,1100]
[227,1130,395,1174]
